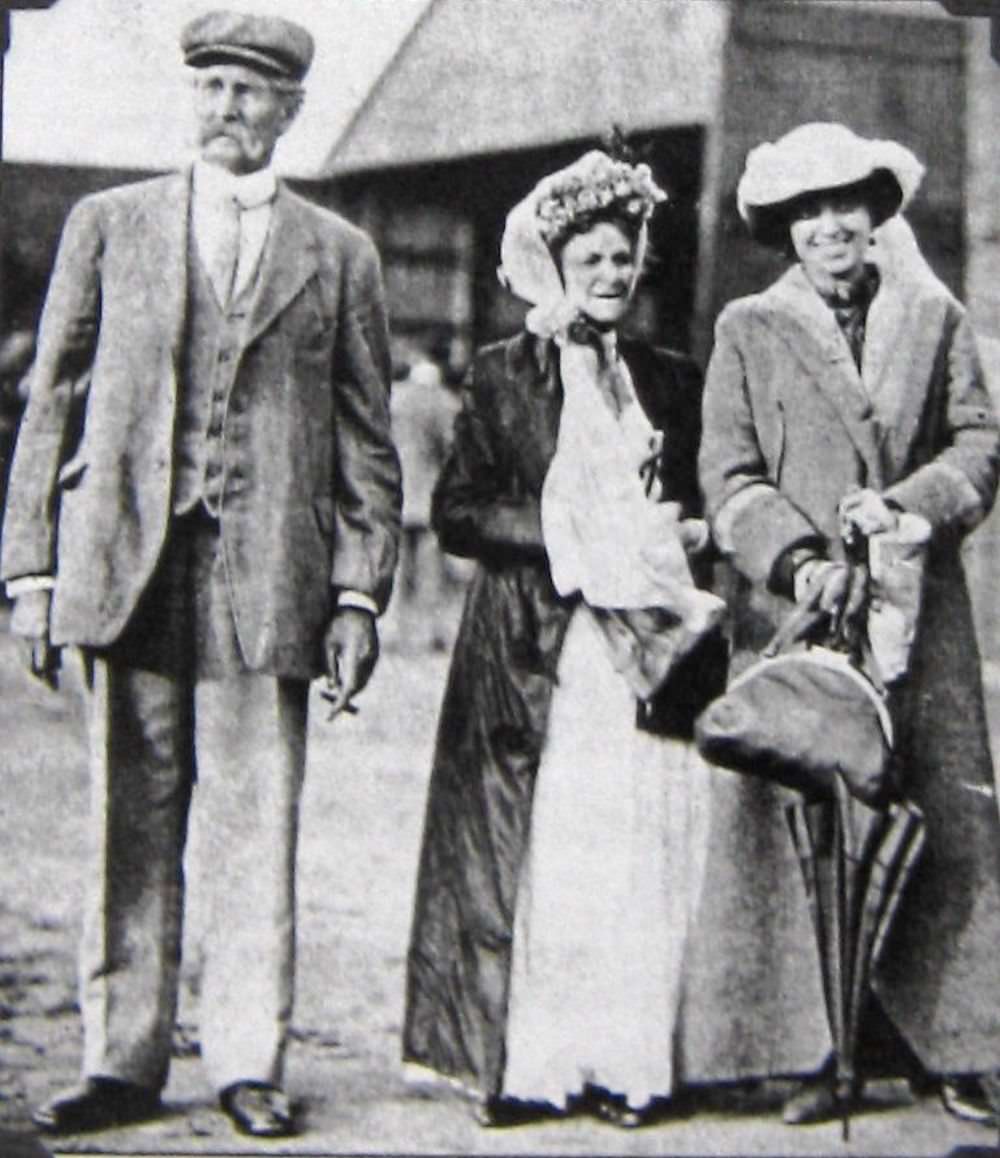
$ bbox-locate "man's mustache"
[200,124,248,142]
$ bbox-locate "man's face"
[193,63,296,174]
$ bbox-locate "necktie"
[209,194,242,308]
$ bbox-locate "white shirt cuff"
[336,590,378,615]
[6,575,55,598]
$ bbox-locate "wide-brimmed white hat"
[737,123,925,245]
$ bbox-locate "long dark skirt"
[402,561,570,1096]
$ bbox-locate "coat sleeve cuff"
[6,575,55,599]
[883,461,986,533]
[713,484,822,585]
[336,590,379,615]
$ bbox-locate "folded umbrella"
[786,778,926,1141]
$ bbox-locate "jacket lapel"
[130,170,190,360]
[861,268,945,480]
[244,186,320,348]
[504,333,564,488]
[761,266,884,486]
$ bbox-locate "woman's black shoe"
[473,1096,557,1128]
[575,1085,647,1129]
[782,1075,864,1126]
[941,1076,999,1128]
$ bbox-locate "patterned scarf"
[825,266,881,371]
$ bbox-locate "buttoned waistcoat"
[1,170,402,679]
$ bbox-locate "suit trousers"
[77,508,309,1093]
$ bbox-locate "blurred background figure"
[387,349,460,653]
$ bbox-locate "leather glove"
[10,588,60,689]
[794,556,870,649]
[320,608,379,720]
[793,557,853,636]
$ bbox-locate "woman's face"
[558,220,638,327]
[789,191,873,286]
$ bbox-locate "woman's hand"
[794,556,869,647]
[794,558,850,611]
[678,518,710,557]
[839,488,899,537]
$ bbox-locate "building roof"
[323,0,731,176]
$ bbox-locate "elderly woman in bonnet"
[688,122,1000,1128]
[402,148,726,1127]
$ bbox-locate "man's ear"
[279,90,303,134]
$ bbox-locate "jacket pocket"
[771,398,786,485]
[313,496,336,537]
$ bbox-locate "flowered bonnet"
[498,150,667,338]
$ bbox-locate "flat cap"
[181,10,314,81]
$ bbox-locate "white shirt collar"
[192,159,278,210]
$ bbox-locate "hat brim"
[185,44,300,80]
[744,169,904,248]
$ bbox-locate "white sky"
[3,0,430,176]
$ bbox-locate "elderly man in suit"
[1,10,401,1140]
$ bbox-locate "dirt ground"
[1,596,997,1158]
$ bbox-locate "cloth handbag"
[694,604,894,804]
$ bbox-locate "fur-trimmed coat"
[686,260,1000,1079]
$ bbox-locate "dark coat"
[685,261,1000,1079]
[402,329,717,1095]
[1,170,401,677]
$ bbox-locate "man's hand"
[320,608,379,720]
[10,589,60,689]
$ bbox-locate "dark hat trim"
[747,169,903,248]
[185,42,303,79]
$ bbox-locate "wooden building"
[316,0,1000,663]
[321,0,967,370]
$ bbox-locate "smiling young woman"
[690,121,1000,1132]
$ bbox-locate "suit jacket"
[1,169,402,678]
[683,260,1000,1078]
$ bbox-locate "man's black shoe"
[219,1081,295,1137]
[32,1077,161,1134]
